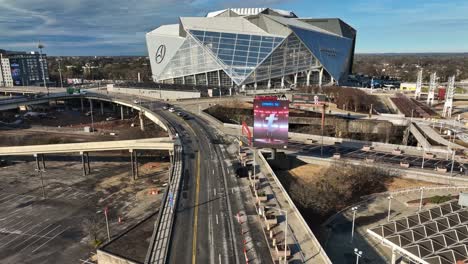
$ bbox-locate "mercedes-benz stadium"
[146,8,356,90]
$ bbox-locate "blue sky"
[1,0,467,56]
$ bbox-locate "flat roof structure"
[368,200,468,264]
[146,8,356,89]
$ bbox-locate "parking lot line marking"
[0,222,45,248]
[0,218,29,232]
[11,223,55,250]
[19,225,62,252]
[0,194,17,205]
[0,208,25,222]
[31,227,68,253]
[0,220,34,244]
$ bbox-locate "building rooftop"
[206,8,296,18]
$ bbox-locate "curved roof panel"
[180,17,278,36]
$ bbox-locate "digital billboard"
[10,63,22,86]
[253,97,289,149]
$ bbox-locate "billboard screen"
[253,97,289,149]
[10,63,22,86]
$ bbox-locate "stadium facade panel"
[146,8,356,89]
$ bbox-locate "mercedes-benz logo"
[155,45,166,64]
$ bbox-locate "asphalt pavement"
[144,102,272,264]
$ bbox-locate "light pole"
[450,149,456,177]
[387,195,393,222]
[37,42,49,96]
[354,248,363,264]
[419,187,425,211]
[351,206,358,242]
[421,147,425,169]
[58,57,63,88]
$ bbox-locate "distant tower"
[443,76,455,118]
[426,72,437,106]
[415,68,423,99]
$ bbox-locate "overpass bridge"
[0,86,334,264]
[0,137,174,156]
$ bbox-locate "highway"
[142,101,270,264]
[0,88,274,263]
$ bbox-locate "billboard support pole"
[271,148,277,160]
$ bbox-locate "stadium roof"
[179,17,276,36]
[206,8,296,18]
[368,200,468,264]
[147,24,181,37]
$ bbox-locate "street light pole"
[419,187,425,211]
[450,150,456,177]
[387,196,393,222]
[37,42,49,96]
[421,148,425,169]
[351,206,358,242]
[58,57,63,88]
[354,248,363,264]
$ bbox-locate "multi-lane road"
[144,101,271,264]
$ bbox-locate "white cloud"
[0,0,294,54]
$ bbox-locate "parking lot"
[287,141,467,176]
[0,155,168,263]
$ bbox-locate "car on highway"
[176,111,183,116]
[163,106,168,110]
[106,117,116,121]
[169,107,175,112]
[85,111,94,116]
[133,99,140,104]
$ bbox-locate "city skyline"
[1,0,468,56]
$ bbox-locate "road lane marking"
[216,214,219,225]
[214,188,217,197]
[192,152,201,264]
[219,253,222,264]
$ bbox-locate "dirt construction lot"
[0,153,169,263]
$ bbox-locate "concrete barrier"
[107,86,200,100]
[223,123,451,155]
[257,151,332,264]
